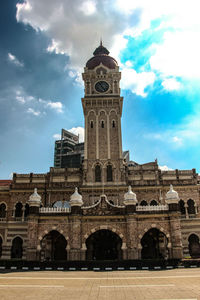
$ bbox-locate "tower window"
[107,165,113,182]
[112,120,115,128]
[101,120,104,128]
[90,121,93,128]
[95,165,101,182]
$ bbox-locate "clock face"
[95,81,109,93]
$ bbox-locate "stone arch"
[98,109,107,116]
[188,233,200,258]
[83,226,125,246]
[11,236,23,259]
[141,228,169,259]
[140,200,148,206]
[140,224,170,242]
[106,163,113,182]
[87,109,96,117]
[109,109,117,115]
[187,199,195,214]
[14,202,23,218]
[0,234,3,258]
[39,228,69,242]
[0,202,7,218]
[85,228,123,260]
[179,199,186,215]
[94,164,101,182]
[40,230,68,261]
[150,200,158,206]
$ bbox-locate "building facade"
[0,43,200,262]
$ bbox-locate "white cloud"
[121,67,155,96]
[79,0,96,16]
[150,31,200,79]
[53,133,61,140]
[15,89,35,103]
[16,96,25,104]
[16,0,200,94]
[172,136,183,146]
[162,78,181,91]
[67,127,84,143]
[159,165,173,171]
[46,101,63,113]
[16,0,139,72]
[8,53,24,67]
[27,107,41,116]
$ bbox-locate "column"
[185,204,189,219]
[84,115,88,160]
[107,113,110,159]
[96,114,99,159]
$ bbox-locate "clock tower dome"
[82,42,125,185]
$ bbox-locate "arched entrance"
[188,234,200,258]
[141,228,168,259]
[40,230,67,261]
[86,229,122,260]
[11,237,23,259]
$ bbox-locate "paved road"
[0,268,200,299]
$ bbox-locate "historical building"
[0,43,200,262]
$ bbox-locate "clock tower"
[82,42,126,186]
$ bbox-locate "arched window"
[188,234,200,258]
[95,165,101,182]
[90,120,93,128]
[179,200,185,215]
[15,202,23,218]
[112,120,115,128]
[0,203,6,218]
[107,165,113,182]
[188,199,195,214]
[150,200,158,206]
[0,236,2,258]
[101,120,104,128]
[11,237,23,259]
[24,204,29,218]
[140,200,148,206]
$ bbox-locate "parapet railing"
[136,205,168,211]
[39,207,70,213]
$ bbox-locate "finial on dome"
[165,184,179,204]
[124,185,137,206]
[70,187,83,207]
[100,37,102,47]
[28,187,41,207]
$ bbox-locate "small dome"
[86,42,118,70]
[124,186,137,206]
[53,201,70,208]
[166,184,179,204]
[28,188,41,207]
[70,187,83,207]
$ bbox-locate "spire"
[93,41,109,56]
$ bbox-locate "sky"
[1,0,200,179]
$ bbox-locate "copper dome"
[86,43,118,70]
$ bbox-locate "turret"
[124,186,137,213]
[70,187,83,214]
[28,188,41,214]
[165,184,179,211]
